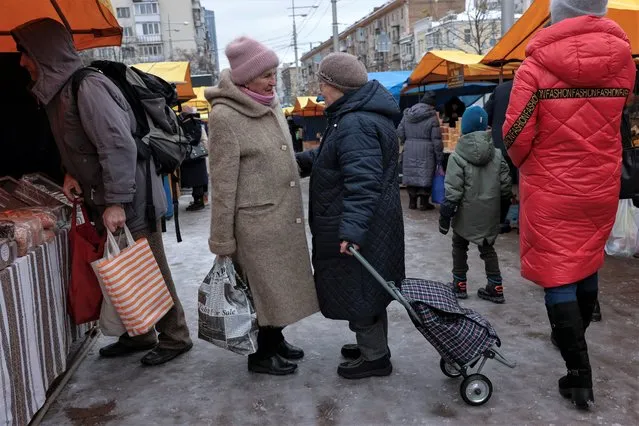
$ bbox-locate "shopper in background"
[206,36,319,376]
[484,79,517,185]
[439,106,512,303]
[287,115,304,153]
[503,0,635,409]
[297,53,405,379]
[398,91,442,211]
[12,18,192,366]
[443,96,466,128]
[180,106,209,212]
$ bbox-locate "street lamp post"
[167,16,190,61]
[288,1,318,96]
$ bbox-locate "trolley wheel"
[460,374,493,406]
[439,358,461,378]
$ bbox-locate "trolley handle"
[347,245,424,327]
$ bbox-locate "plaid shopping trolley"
[349,246,516,406]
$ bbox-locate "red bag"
[67,199,105,324]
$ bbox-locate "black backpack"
[72,60,189,240]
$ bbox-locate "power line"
[301,0,331,40]
[297,0,324,35]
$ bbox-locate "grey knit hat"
[317,53,368,92]
[420,91,436,106]
[550,0,607,23]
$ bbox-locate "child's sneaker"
[478,282,505,304]
[451,279,468,299]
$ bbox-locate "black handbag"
[620,109,639,207]
[186,142,208,161]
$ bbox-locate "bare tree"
[173,48,215,76]
[438,0,500,55]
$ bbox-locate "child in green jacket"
[439,106,512,303]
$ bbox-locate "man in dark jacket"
[484,80,517,184]
[297,53,405,379]
[12,19,192,366]
[398,91,442,210]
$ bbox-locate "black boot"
[408,194,417,210]
[337,355,392,379]
[547,302,594,410]
[248,353,297,375]
[248,327,298,375]
[451,276,468,299]
[277,340,305,360]
[477,280,505,304]
[419,195,435,211]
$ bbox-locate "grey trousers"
[117,225,192,350]
[349,310,389,361]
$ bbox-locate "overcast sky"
[202,0,391,70]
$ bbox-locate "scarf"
[240,87,275,106]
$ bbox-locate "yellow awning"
[291,96,325,117]
[482,0,639,65]
[182,86,210,119]
[1,0,122,52]
[405,50,518,91]
[132,61,196,101]
[283,106,294,116]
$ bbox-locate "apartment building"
[413,0,527,59]
[300,0,464,95]
[94,0,209,70]
[414,11,501,58]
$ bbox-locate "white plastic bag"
[198,257,258,355]
[605,199,639,257]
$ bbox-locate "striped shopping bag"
[91,226,174,336]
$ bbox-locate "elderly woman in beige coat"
[205,36,319,376]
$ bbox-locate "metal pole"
[292,0,300,97]
[168,15,174,60]
[523,0,533,11]
[331,0,339,52]
[501,0,515,36]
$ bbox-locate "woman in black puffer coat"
[297,53,405,380]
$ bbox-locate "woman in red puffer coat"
[503,0,635,410]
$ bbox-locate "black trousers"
[254,326,284,359]
[452,232,501,279]
[192,185,208,203]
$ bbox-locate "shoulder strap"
[71,67,102,105]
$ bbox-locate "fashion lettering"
[504,87,630,149]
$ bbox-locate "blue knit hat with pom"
[461,106,489,135]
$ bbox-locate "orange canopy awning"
[291,96,325,117]
[0,0,122,52]
[482,0,639,65]
[404,50,518,91]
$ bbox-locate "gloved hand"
[439,200,457,219]
[439,215,451,235]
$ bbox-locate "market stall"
[404,50,518,90]
[1,2,121,424]
[291,96,327,151]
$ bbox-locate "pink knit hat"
[225,36,280,86]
